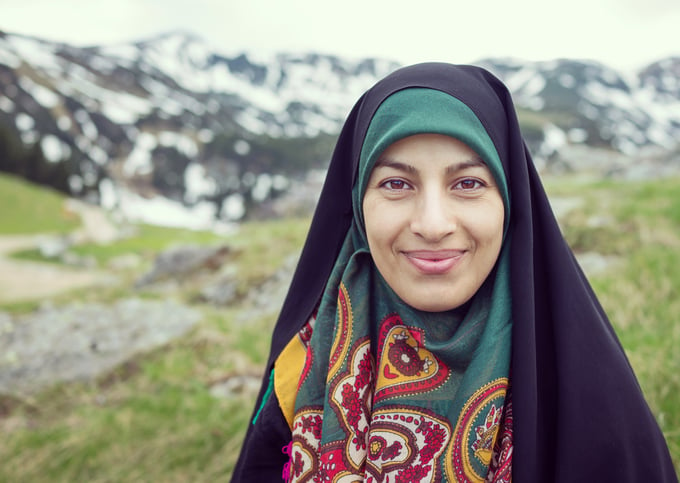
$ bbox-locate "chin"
[402,292,470,313]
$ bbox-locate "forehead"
[375,134,486,172]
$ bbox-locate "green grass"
[0,207,310,481]
[545,175,680,471]
[69,224,229,264]
[11,223,227,266]
[0,329,254,482]
[0,173,80,234]
[0,174,679,479]
[228,216,308,285]
[0,291,294,479]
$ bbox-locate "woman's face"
[362,133,505,312]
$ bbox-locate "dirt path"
[0,201,120,305]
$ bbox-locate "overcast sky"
[2,0,679,72]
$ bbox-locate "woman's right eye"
[381,179,411,190]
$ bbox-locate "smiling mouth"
[404,250,465,274]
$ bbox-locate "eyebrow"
[373,155,486,175]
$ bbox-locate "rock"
[135,244,232,287]
[37,235,71,258]
[575,251,619,277]
[107,253,143,271]
[0,298,201,397]
[208,373,262,399]
[199,266,240,306]
[236,253,299,323]
[251,172,324,219]
[549,196,583,220]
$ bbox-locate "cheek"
[364,213,390,251]
[363,198,393,245]
[467,201,505,249]
[484,211,505,255]
[484,212,505,242]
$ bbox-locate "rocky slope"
[1,30,678,225]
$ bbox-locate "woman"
[232,63,677,482]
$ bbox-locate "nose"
[410,189,456,242]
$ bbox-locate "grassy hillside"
[0,173,80,234]
[0,173,678,480]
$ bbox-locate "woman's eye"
[382,179,411,190]
[455,178,484,190]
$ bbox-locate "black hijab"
[236,63,677,482]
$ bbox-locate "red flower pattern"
[300,414,323,440]
[395,463,431,482]
[341,382,362,427]
[382,441,403,461]
[355,350,373,389]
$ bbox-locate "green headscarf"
[354,88,509,236]
[286,88,512,482]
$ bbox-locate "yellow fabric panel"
[274,334,307,429]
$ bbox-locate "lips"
[403,250,466,275]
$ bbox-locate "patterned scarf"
[285,89,513,482]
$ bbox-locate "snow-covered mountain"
[478,57,680,158]
[1,30,678,226]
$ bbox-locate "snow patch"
[100,92,153,124]
[0,96,14,113]
[124,132,157,176]
[234,139,250,156]
[15,112,35,131]
[41,135,71,162]
[525,97,545,111]
[0,42,21,68]
[567,128,588,143]
[252,174,272,202]
[18,76,60,108]
[521,75,546,98]
[74,109,98,140]
[222,194,246,221]
[89,55,116,73]
[158,131,198,158]
[120,194,219,229]
[184,163,217,203]
[101,179,235,232]
[7,35,62,74]
[198,129,214,144]
[57,115,72,131]
[540,124,567,157]
[558,74,575,88]
[88,144,109,165]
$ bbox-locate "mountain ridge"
[1,30,678,225]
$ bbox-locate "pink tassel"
[281,441,294,482]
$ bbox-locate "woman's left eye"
[454,178,484,190]
[382,179,411,190]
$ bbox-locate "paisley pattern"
[328,283,353,380]
[289,408,323,481]
[285,281,513,482]
[328,337,373,469]
[375,315,450,402]
[446,379,509,482]
[366,407,451,482]
[485,392,513,483]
